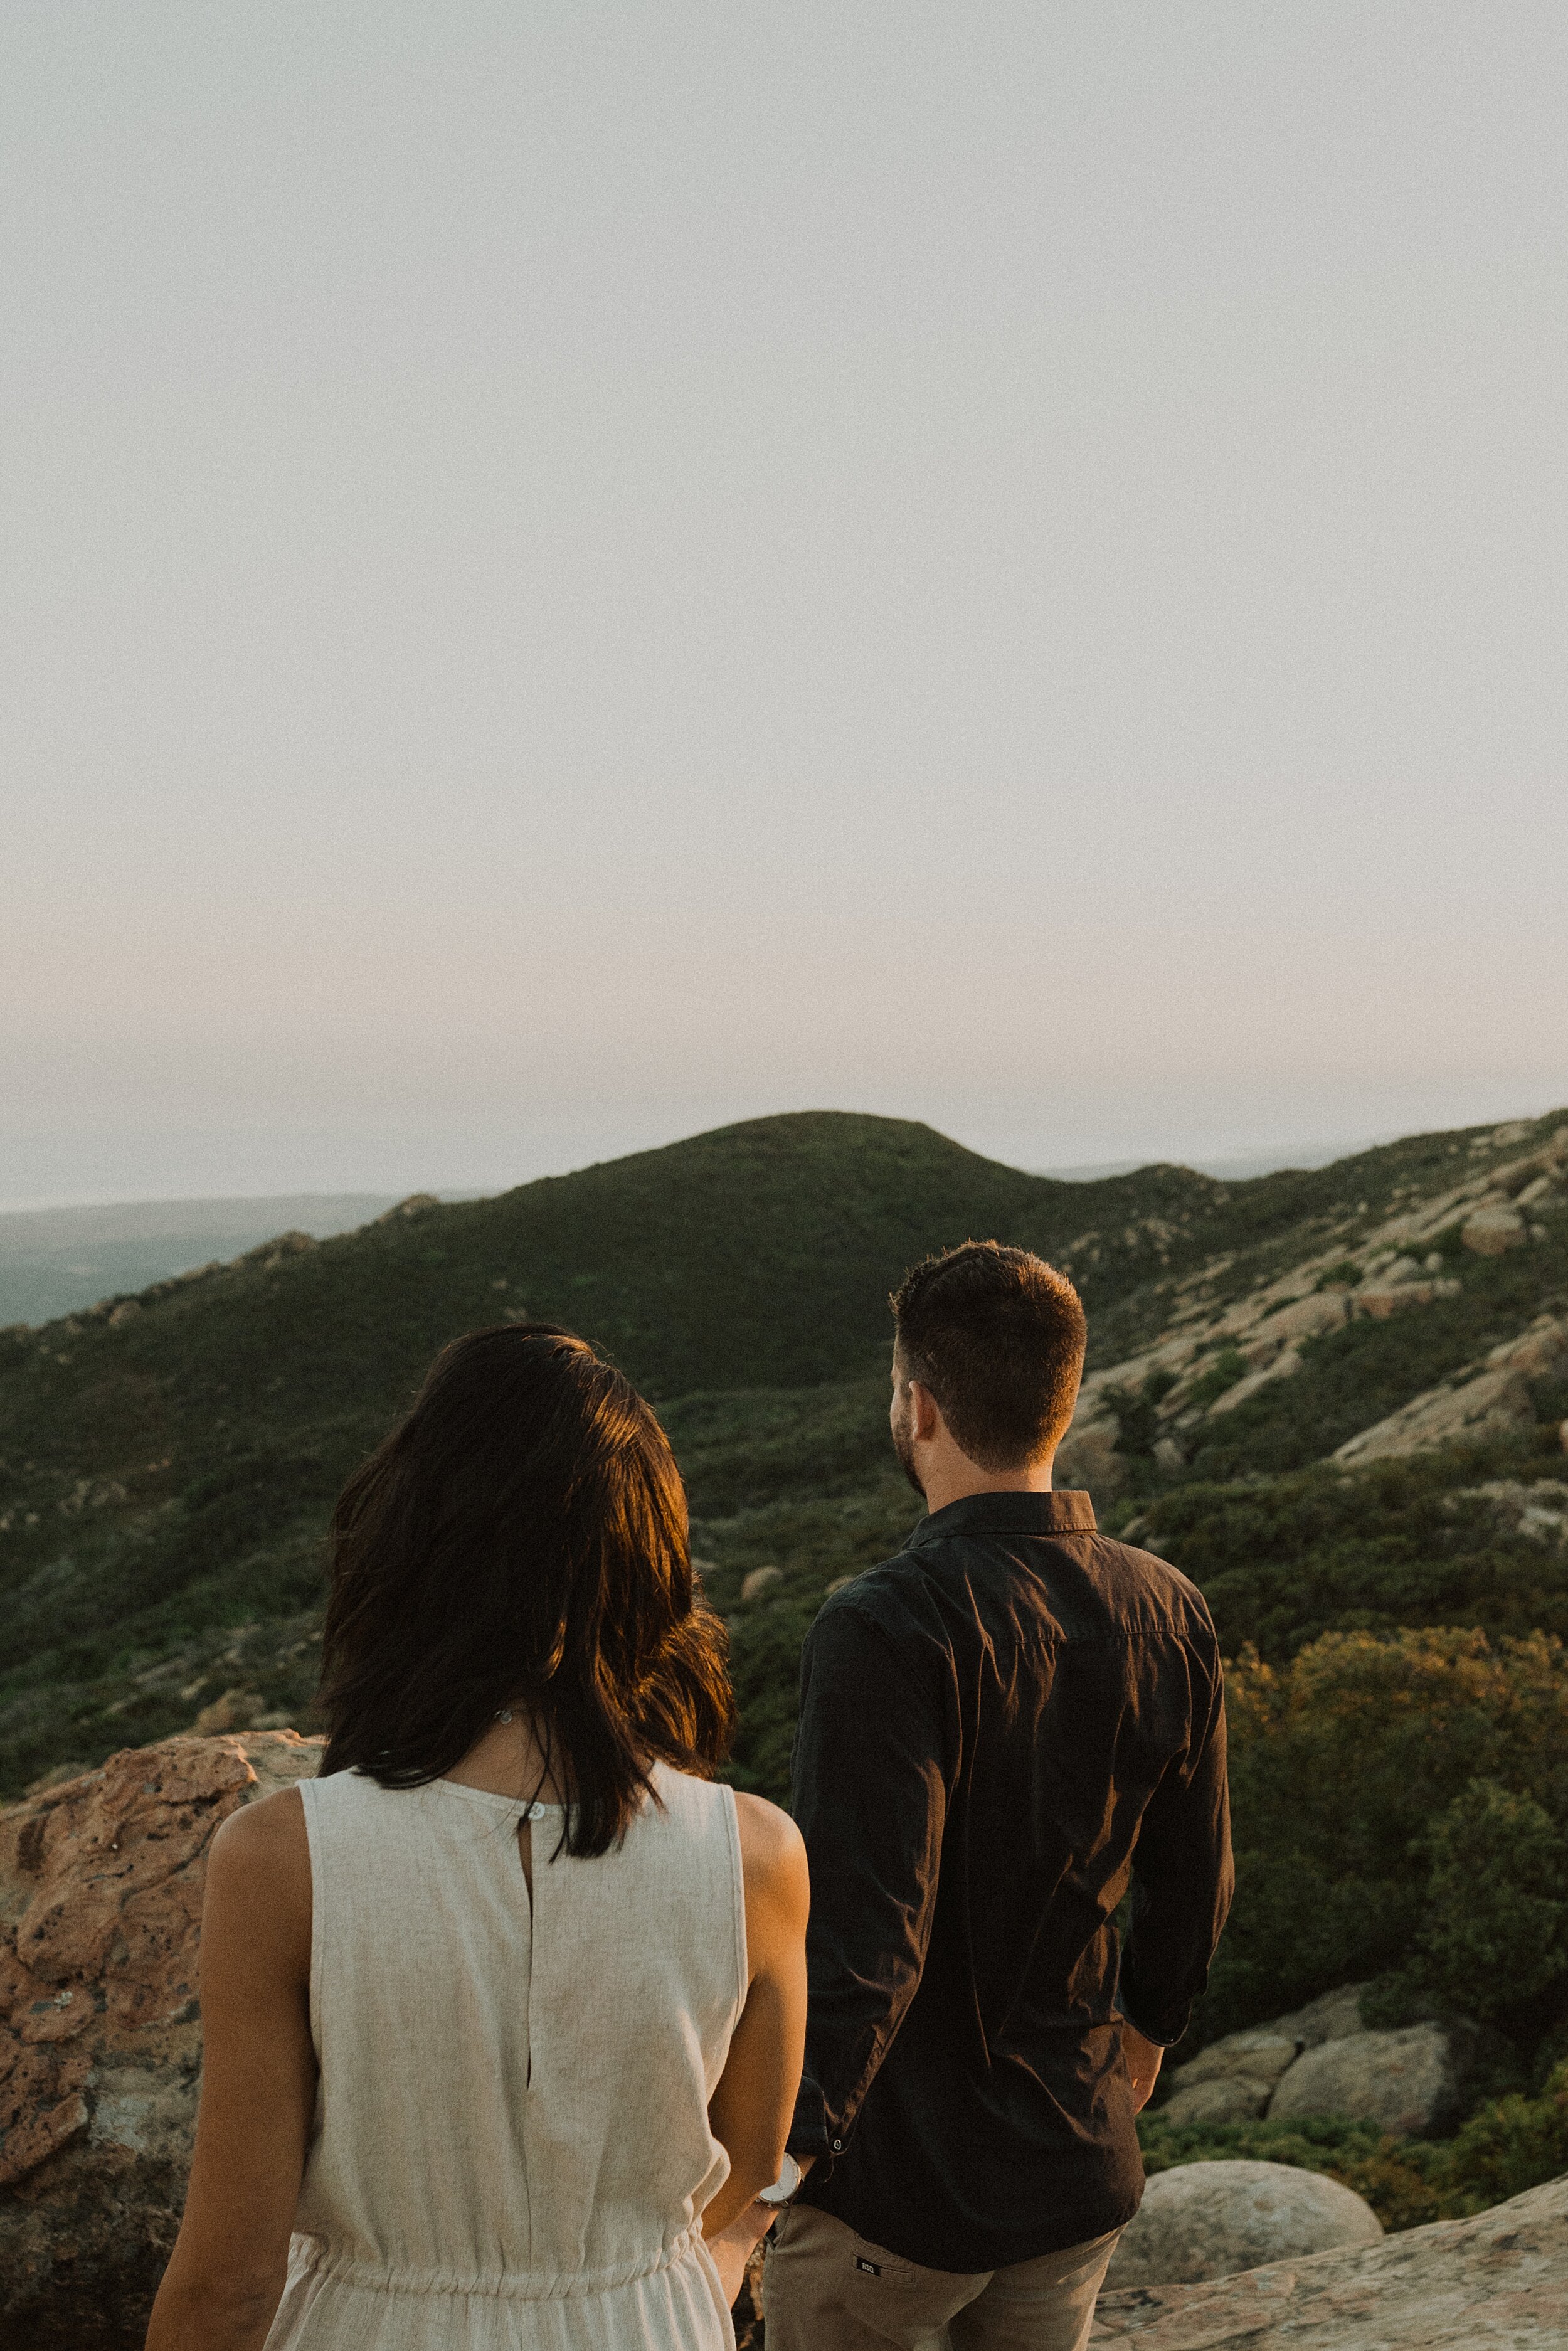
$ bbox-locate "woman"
[147,1323,808,2350]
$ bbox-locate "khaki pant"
[762,2202,1121,2351]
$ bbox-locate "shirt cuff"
[786,2070,832,2159]
[1117,1995,1192,2050]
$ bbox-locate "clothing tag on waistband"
[854,2256,882,2276]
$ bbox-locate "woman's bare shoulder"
[203,1787,312,1977]
[209,1784,310,1879]
[731,1789,807,1899]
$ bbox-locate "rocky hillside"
[3,1105,1567,2328]
[1,1107,1565,1808]
[1059,1113,1568,1495]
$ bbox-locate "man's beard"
[891,1406,925,1497]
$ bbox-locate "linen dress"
[264,1762,747,2351]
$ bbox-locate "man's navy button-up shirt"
[787,1489,1233,2271]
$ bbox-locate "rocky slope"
[1057,1116,1568,1494]
[3,1107,1566,1803]
[3,1108,1568,2093]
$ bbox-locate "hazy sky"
[5,3,1565,1206]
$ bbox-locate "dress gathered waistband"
[287,2224,715,2304]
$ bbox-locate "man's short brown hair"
[891,1241,1086,1471]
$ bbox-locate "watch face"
[759,2153,800,2204]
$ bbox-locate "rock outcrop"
[1104,2159,1382,2288]
[1268,2022,1480,2139]
[1158,1987,1485,2139]
[1055,1413,1128,1499]
[1333,1316,1568,1466]
[1091,2172,1568,2347]
[1462,1479,1568,1544]
[1157,2029,1300,2125]
[1352,1270,1460,1319]
[1043,1119,1568,1492]
[1463,1202,1528,1255]
[0,1730,321,2348]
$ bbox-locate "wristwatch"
[756,2152,803,2207]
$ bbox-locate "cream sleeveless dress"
[264,1762,746,2351]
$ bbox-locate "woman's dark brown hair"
[317,1323,733,1856]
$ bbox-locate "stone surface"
[1353,1275,1460,1320]
[1269,1983,1367,2049]
[1463,1480,1568,1544]
[1334,1318,1566,1465]
[1158,2072,1275,2126]
[1158,1992,1482,2142]
[0,1730,322,2348]
[1055,1414,1128,1500]
[1208,1349,1303,1417]
[1091,2173,1568,2347]
[1249,1293,1350,1350]
[1160,1990,1369,2126]
[1161,2032,1301,2126]
[1463,1202,1528,1255]
[1505,1317,1568,1378]
[1268,2022,1474,2139]
[1105,2160,1382,2289]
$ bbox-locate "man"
[761,1241,1233,2350]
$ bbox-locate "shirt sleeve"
[1116,1631,1235,2047]
[785,1599,949,2162]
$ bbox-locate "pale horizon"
[6,1091,1567,1221]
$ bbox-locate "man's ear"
[908,1380,941,1443]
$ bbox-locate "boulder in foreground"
[0,1730,321,2350]
[1091,2172,1568,2347]
[1105,2158,1381,2288]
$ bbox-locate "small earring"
[496,1708,513,1724]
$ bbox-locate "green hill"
[6,1100,1568,2084]
[0,1111,1202,1786]
[8,1100,1568,2139]
[2,1103,1566,1816]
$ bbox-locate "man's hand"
[705,2156,815,2305]
[706,2199,774,2306]
[1122,2022,1165,2113]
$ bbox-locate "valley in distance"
[3,1105,1568,2240]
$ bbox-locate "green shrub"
[1437,2061,1568,2212]
[1205,1629,1568,2059]
[1138,2061,1568,2232]
[1410,1780,1568,2018]
[1106,1368,1180,1457]
[1140,1455,1568,1659]
[1186,1349,1248,1410]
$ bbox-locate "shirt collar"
[904,1489,1098,1549]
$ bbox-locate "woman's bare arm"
[702,1788,809,2255]
[145,1789,316,2351]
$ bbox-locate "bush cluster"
[1140,2061,1568,2233]
[1206,1626,1568,2072]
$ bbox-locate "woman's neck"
[443,1706,569,1803]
